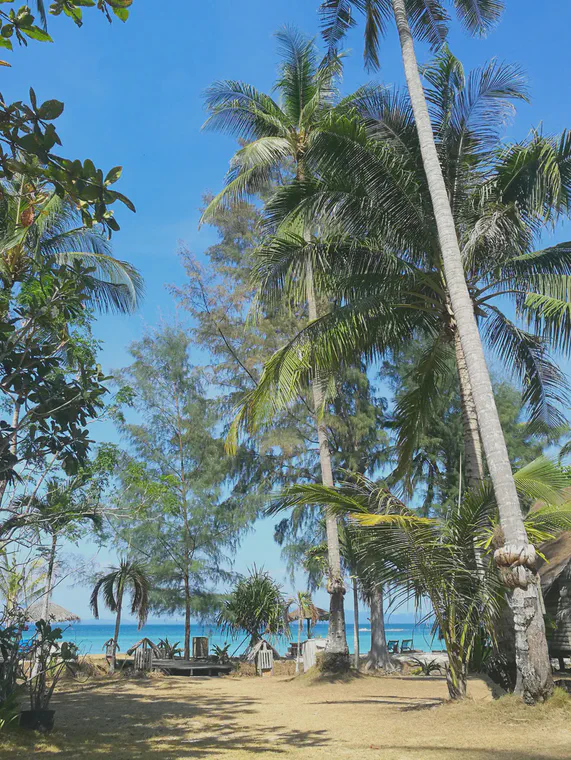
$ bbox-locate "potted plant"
[20,621,77,732]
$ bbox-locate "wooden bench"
[151,658,232,677]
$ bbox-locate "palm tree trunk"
[41,533,58,621]
[366,585,393,671]
[454,331,485,488]
[391,0,552,703]
[110,582,123,674]
[184,575,191,660]
[306,261,349,672]
[352,577,360,670]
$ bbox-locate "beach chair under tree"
[400,639,414,653]
[387,640,399,653]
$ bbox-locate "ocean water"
[61,621,445,657]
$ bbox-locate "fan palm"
[90,560,150,673]
[318,0,554,701]
[272,457,571,698]
[0,181,143,314]
[203,27,351,668]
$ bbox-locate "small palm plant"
[90,560,150,673]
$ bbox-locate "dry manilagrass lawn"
[1,671,571,760]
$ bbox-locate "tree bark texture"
[306,261,349,670]
[366,586,393,671]
[391,0,553,702]
[110,582,123,674]
[352,577,360,670]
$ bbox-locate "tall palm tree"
[252,49,571,492]
[90,560,150,673]
[319,0,555,700]
[203,28,351,669]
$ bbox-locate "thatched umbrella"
[24,601,80,624]
[287,605,329,639]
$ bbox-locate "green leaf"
[0,35,12,49]
[22,25,53,42]
[104,165,122,185]
[113,7,128,21]
[38,99,64,120]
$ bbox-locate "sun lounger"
[387,640,399,653]
[400,639,414,653]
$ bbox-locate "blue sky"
[7,1,571,620]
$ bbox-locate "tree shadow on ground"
[7,678,330,759]
[380,747,568,759]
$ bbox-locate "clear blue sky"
[7,1,571,620]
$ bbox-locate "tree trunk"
[296,614,302,674]
[391,0,553,703]
[41,533,58,621]
[454,330,485,488]
[306,261,349,672]
[110,582,123,674]
[184,576,191,660]
[352,577,360,670]
[446,650,468,700]
[366,586,393,671]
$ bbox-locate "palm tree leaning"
[319,0,554,701]
[321,0,553,703]
[202,28,350,670]
[90,560,150,673]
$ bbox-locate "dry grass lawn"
[2,671,571,759]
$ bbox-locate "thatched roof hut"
[24,601,80,624]
[537,532,571,657]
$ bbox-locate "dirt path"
[2,672,571,759]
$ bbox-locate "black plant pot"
[19,709,55,732]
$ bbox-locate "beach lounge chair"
[387,640,399,653]
[400,639,414,653]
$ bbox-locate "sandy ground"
[2,671,571,759]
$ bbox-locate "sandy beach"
[2,671,571,759]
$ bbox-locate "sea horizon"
[59,621,445,657]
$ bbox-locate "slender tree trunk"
[110,582,123,674]
[446,647,468,700]
[296,614,302,674]
[41,533,58,621]
[306,261,349,671]
[454,331,485,488]
[391,0,552,702]
[184,576,191,660]
[366,585,393,671]
[352,577,360,670]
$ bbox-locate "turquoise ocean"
[61,621,445,657]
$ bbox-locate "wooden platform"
[151,659,232,676]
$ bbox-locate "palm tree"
[275,457,571,698]
[318,0,555,700]
[90,560,150,673]
[203,28,351,669]
[0,181,143,314]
